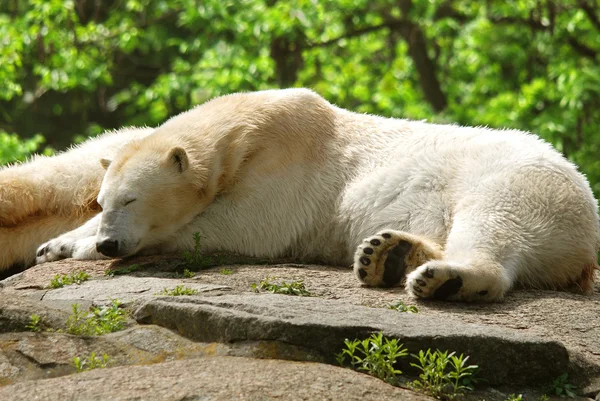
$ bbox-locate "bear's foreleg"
[36,213,106,264]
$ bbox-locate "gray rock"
[0,356,435,401]
[135,293,569,386]
[42,276,230,305]
[0,294,69,332]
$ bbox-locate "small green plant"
[505,394,524,401]
[253,277,311,296]
[538,395,550,401]
[388,300,419,313]
[410,349,479,399]
[73,352,110,372]
[220,268,234,275]
[184,232,204,266]
[49,271,90,288]
[336,332,408,384]
[549,373,576,397]
[66,300,127,336]
[156,285,199,296]
[105,264,140,277]
[25,314,42,332]
[183,268,195,278]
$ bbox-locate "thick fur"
[3,89,599,301]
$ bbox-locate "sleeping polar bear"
[1,88,598,301]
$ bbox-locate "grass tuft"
[549,373,577,398]
[49,271,89,288]
[73,352,110,372]
[252,277,311,296]
[410,349,479,399]
[105,264,140,277]
[336,332,407,384]
[156,285,199,296]
[66,300,126,336]
[25,314,42,332]
[388,300,419,313]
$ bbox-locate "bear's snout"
[96,239,120,257]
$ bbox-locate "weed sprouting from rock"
[49,271,89,288]
[105,264,140,277]
[66,300,126,336]
[73,352,110,372]
[388,300,419,313]
[156,285,199,296]
[336,332,407,384]
[549,373,576,397]
[337,333,478,399]
[410,349,479,399]
[25,314,42,332]
[252,277,311,296]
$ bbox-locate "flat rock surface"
[1,255,599,399]
[0,356,434,401]
[135,293,569,385]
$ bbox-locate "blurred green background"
[1,0,599,195]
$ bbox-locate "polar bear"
[2,88,598,301]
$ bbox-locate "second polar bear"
[11,88,600,301]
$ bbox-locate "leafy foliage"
[156,285,199,296]
[410,349,479,399]
[336,332,408,384]
[73,352,110,372]
[105,264,141,277]
[388,300,419,313]
[49,271,90,288]
[25,314,42,332]
[1,1,600,197]
[549,373,577,398]
[66,300,127,336]
[252,277,312,296]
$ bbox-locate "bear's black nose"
[96,239,119,257]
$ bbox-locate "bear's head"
[95,143,209,258]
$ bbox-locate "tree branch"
[489,15,598,60]
[307,21,404,48]
[578,0,600,31]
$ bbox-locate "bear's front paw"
[36,237,75,264]
[36,236,104,264]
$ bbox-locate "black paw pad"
[36,246,47,257]
[423,268,434,278]
[433,276,463,300]
[416,279,426,287]
[363,247,374,255]
[477,290,488,296]
[382,240,412,287]
[370,239,381,246]
[382,233,392,239]
[358,268,367,279]
[359,256,371,266]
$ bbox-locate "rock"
[0,356,435,401]
[134,293,569,386]
[1,257,600,398]
[0,294,69,332]
[42,276,231,305]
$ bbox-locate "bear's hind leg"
[405,257,510,301]
[353,230,443,287]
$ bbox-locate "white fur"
[3,89,597,301]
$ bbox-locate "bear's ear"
[100,158,112,170]
[167,147,189,173]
